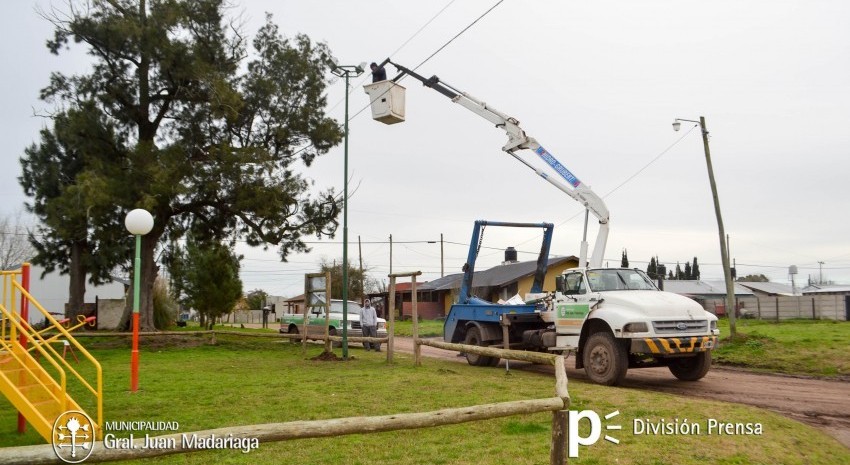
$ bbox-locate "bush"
[153,278,179,329]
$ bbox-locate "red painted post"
[18,263,30,434]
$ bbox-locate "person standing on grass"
[361,300,380,352]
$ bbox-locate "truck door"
[563,271,590,303]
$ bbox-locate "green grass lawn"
[714,318,850,377]
[2,334,847,464]
[392,319,444,337]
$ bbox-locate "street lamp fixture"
[125,208,153,391]
[672,116,737,337]
[331,60,365,359]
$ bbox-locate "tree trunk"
[67,240,88,321]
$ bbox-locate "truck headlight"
[710,320,717,331]
[623,322,648,333]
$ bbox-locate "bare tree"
[0,211,35,270]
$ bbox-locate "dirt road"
[391,337,850,449]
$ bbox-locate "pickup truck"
[279,299,388,341]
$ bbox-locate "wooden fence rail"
[1,397,567,464]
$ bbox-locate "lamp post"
[125,208,154,391]
[331,61,366,359]
[673,117,737,337]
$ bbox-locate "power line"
[349,0,506,121]
[326,0,459,114]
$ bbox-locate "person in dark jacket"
[370,62,387,83]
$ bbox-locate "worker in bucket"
[370,62,387,82]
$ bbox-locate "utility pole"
[674,116,737,338]
[818,261,825,285]
[389,234,393,276]
[441,233,445,278]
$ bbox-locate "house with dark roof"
[375,255,579,319]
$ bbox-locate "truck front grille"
[351,321,362,330]
[652,320,708,334]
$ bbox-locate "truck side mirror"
[556,275,566,294]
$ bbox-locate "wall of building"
[515,259,578,298]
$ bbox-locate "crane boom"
[386,60,610,267]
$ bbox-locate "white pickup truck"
[279,299,388,340]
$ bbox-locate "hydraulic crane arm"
[385,60,610,267]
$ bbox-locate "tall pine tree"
[646,256,657,279]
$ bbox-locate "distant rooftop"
[661,280,754,296]
[736,281,795,296]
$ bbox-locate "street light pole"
[125,208,154,391]
[674,116,737,337]
[332,62,365,359]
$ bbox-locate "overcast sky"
[3,1,849,300]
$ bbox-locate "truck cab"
[550,267,719,385]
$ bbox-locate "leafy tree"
[19,104,126,320]
[737,274,769,282]
[246,289,269,311]
[320,258,379,302]
[646,256,657,280]
[684,261,692,280]
[674,263,683,280]
[31,2,344,330]
[620,249,629,268]
[168,236,242,329]
[691,257,700,280]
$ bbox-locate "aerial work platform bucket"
[363,81,406,124]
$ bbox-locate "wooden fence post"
[550,355,570,465]
[501,314,511,372]
[323,271,332,353]
[412,275,420,367]
[387,276,396,364]
[388,271,422,366]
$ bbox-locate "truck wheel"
[464,327,496,367]
[668,352,711,381]
[288,325,299,344]
[582,332,628,386]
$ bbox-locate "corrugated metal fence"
[700,295,848,321]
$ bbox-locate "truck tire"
[582,332,628,386]
[464,326,497,367]
[668,351,711,381]
[287,325,299,344]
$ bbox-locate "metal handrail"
[0,305,68,413]
[11,281,103,432]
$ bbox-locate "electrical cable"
[326,0,460,114]
[348,0,506,121]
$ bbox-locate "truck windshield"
[586,269,657,291]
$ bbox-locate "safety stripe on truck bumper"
[632,336,717,355]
